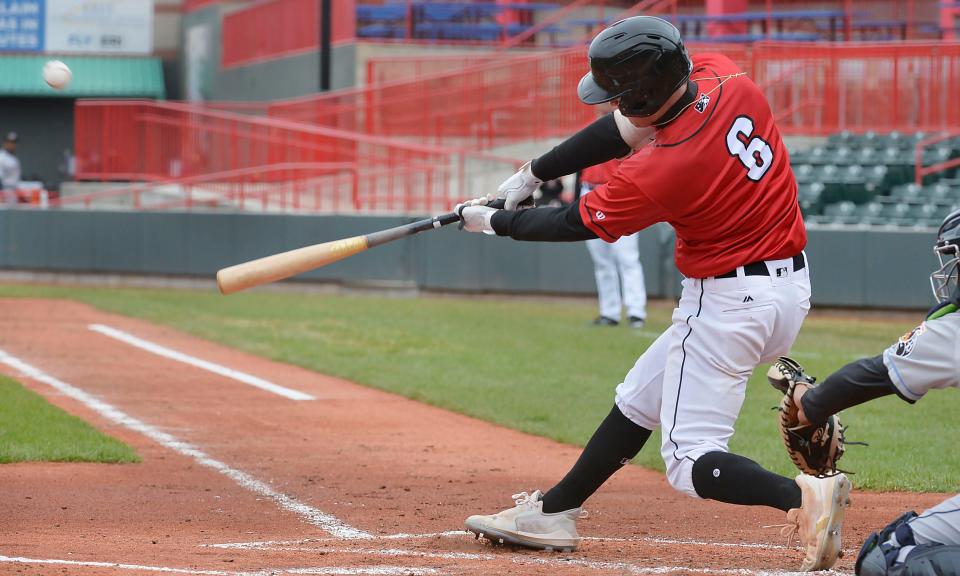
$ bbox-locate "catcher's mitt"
[767,357,846,477]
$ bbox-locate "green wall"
[0,209,942,309]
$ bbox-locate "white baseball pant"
[585,234,647,321]
[614,255,811,497]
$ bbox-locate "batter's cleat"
[785,473,852,572]
[464,490,582,552]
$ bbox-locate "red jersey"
[578,53,805,279]
[581,159,620,186]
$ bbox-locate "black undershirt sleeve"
[529,113,631,181]
[490,197,598,242]
[800,354,908,426]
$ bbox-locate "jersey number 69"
[726,116,773,182]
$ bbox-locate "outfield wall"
[0,209,940,309]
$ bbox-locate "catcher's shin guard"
[857,543,960,576]
[856,512,919,575]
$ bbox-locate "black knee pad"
[690,451,726,499]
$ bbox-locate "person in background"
[536,178,566,207]
[0,132,21,205]
[579,158,647,328]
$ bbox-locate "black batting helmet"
[931,208,960,302]
[578,16,692,118]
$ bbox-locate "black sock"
[541,405,651,514]
[691,451,801,512]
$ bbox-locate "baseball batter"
[779,209,960,576]
[457,16,850,572]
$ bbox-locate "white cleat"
[464,490,581,552]
[785,473,852,571]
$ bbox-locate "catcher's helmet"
[577,16,692,118]
[931,208,960,301]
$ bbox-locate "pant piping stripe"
[669,281,706,461]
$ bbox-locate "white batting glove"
[491,161,542,211]
[454,197,497,235]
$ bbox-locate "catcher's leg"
[857,499,960,575]
[910,495,960,546]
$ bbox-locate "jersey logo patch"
[894,323,926,357]
[694,93,710,113]
[595,210,606,221]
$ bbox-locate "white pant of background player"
[585,234,647,322]
[617,254,810,496]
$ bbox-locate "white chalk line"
[206,531,804,552]
[198,545,848,576]
[88,324,314,401]
[202,533,853,575]
[0,557,439,576]
[0,348,370,540]
[237,547,493,561]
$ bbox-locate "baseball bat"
[216,199,504,295]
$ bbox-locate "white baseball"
[43,60,72,90]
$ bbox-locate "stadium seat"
[854,146,877,165]
[885,202,913,223]
[891,183,923,200]
[806,146,832,166]
[878,146,915,185]
[823,200,858,224]
[855,201,885,225]
[793,164,816,184]
[913,203,943,221]
[797,181,825,215]
[925,183,956,201]
[827,130,856,148]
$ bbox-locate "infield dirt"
[0,299,948,575]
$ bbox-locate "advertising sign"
[0,0,153,53]
[0,0,44,51]
[46,0,153,54]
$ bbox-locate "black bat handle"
[365,198,507,248]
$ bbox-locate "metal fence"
[269,40,960,141]
[73,100,521,214]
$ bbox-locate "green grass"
[0,283,955,491]
[0,375,140,463]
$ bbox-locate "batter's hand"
[492,161,542,211]
[455,197,497,234]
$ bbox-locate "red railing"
[915,130,960,185]
[73,100,521,214]
[751,42,960,135]
[183,0,222,12]
[268,39,960,144]
[221,0,356,68]
[266,41,748,149]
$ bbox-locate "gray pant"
[910,493,960,546]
